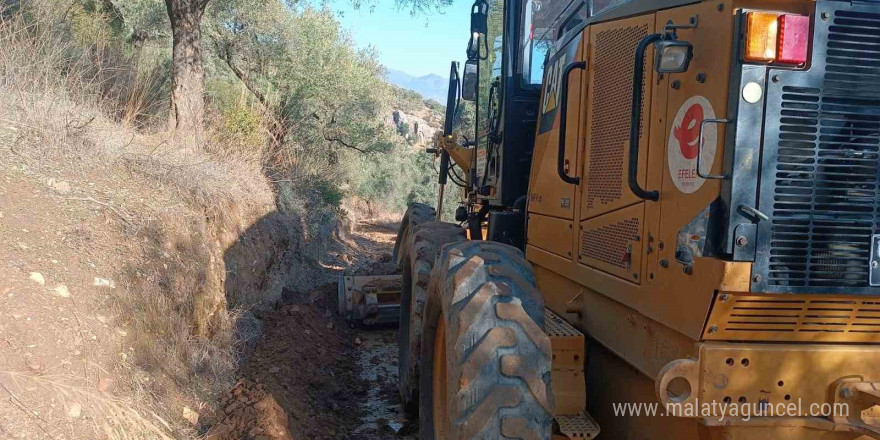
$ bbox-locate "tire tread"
[425,241,553,440]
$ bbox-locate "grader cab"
[342,0,880,438]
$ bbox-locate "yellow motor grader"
[341,0,880,438]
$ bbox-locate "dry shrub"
[0,5,362,440]
[0,5,290,438]
[0,5,274,217]
[119,215,238,398]
[0,6,166,143]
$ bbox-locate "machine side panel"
[527,213,574,259]
[580,14,655,221]
[527,33,585,219]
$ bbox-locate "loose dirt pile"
[206,380,293,440]
[207,288,365,440]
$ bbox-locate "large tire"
[393,203,436,270]
[399,221,466,413]
[419,241,554,440]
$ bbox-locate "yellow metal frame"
[524,0,880,438]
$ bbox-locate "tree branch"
[216,41,289,144]
[217,45,271,109]
[323,134,367,154]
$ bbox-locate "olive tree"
[163,0,211,133]
[163,0,451,135]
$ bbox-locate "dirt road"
[206,221,415,440]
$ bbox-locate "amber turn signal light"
[745,12,779,62]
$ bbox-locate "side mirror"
[654,39,693,73]
[470,0,488,36]
[462,60,478,102]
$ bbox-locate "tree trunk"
[165,0,210,136]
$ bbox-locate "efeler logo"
[667,95,716,194]
[541,53,567,115]
[673,103,704,160]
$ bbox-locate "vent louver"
[721,299,880,334]
[755,3,880,293]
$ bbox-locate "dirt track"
[205,221,415,440]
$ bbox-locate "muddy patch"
[352,328,413,437]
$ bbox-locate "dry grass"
[0,4,370,439]
[0,6,274,217]
[0,371,178,440]
[0,7,301,440]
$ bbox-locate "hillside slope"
[0,110,324,438]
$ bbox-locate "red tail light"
[777,14,810,65]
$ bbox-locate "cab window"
[519,0,587,87]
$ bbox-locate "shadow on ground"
[206,217,411,440]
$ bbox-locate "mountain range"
[386,69,449,103]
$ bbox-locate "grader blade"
[337,275,402,326]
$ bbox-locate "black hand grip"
[628,34,661,201]
[557,60,586,185]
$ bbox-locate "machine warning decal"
[475,147,487,178]
[668,95,717,194]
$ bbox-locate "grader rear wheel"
[419,241,554,440]
[398,221,466,413]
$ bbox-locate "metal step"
[556,411,601,439]
[546,308,600,439]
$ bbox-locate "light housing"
[744,11,811,65]
[745,11,779,62]
[654,39,694,73]
[777,14,810,64]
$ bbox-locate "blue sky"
[332,0,473,77]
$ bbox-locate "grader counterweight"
[342,0,880,438]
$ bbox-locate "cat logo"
[541,53,568,115]
[537,36,581,134]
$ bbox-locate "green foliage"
[397,121,410,138]
[452,100,475,139]
[392,86,430,113]
[208,4,393,151]
[26,0,449,216]
[348,0,454,17]
[314,179,345,208]
[205,79,265,151]
[423,99,445,114]
[110,0,168,44]
[204,3,446,214]
[75,0,126,40]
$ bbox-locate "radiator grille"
[825,9,880,95]
[586,25,649,211]
[719,298,880,335]
[757,5,880,293]
[581,217,639,268]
